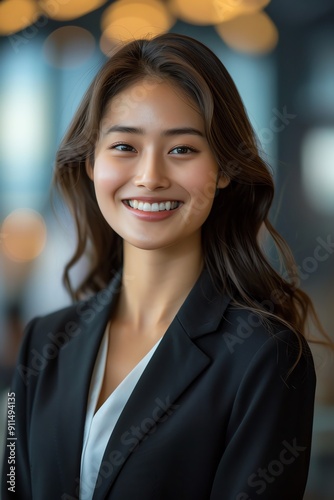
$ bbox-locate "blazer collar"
[55,268,231,499]
[177,267,231,338]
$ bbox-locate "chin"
[131,242,169,251]
[123,236,174,252]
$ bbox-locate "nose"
[133,150,170,191]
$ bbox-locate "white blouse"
[79,331,162,500]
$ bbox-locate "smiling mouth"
[125,200,181,212]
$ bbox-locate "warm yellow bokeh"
[39,0,108,21]
[168,0,270,26]
[100,0,174,50]
[215,11,278,54]
[101,0,174,32]
[1,209,47,262]
[0,0,39,35]
[100,19,164,51]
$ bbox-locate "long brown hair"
[53,33,331,362]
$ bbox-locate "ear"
[85,158,94,181]
[216,173,230,189]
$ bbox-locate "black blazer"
[2,270,316,500]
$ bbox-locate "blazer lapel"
[55,271,122,499]
[92,269,231,499]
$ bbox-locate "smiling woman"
[85,80,228,251]
[1,33,332,500]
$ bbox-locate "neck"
[117,237,203,331]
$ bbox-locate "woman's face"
[87,78,229,252]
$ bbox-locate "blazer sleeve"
[1,318,39,500]
[210,330,316,500]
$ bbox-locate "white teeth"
[127,200,180,212]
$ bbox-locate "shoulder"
[14,283,118,391]
[20,282,117,355]
[22,301,85,353]
[221,304,301,352]
[15,302,86,389]
[207,303,315,389]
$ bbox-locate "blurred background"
[0,0,333,498]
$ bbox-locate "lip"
[122,200,182,221]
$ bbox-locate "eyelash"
[110,142,136,152]
[169,145,198,155]
[110,143,199,154]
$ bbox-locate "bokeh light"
[39,0,108,21]
[301,127,334,214]
[100,0,174,50]
[215,11,278,54]
[43,26,96,68]
[168,0,270,26]
[1,209,47,262]
[0,0,39,35]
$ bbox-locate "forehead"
[100,78,204,130]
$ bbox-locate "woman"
[2,33,328,500]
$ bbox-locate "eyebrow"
[103,125,205,137]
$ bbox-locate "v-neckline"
[79,333,163,499]
[91,330,163,417]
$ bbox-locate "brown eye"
[169,146,197,155]
[111,143,136,152]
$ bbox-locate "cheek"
[187,165,218,206]
[179,164,218,226]
[93,160,124,195]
